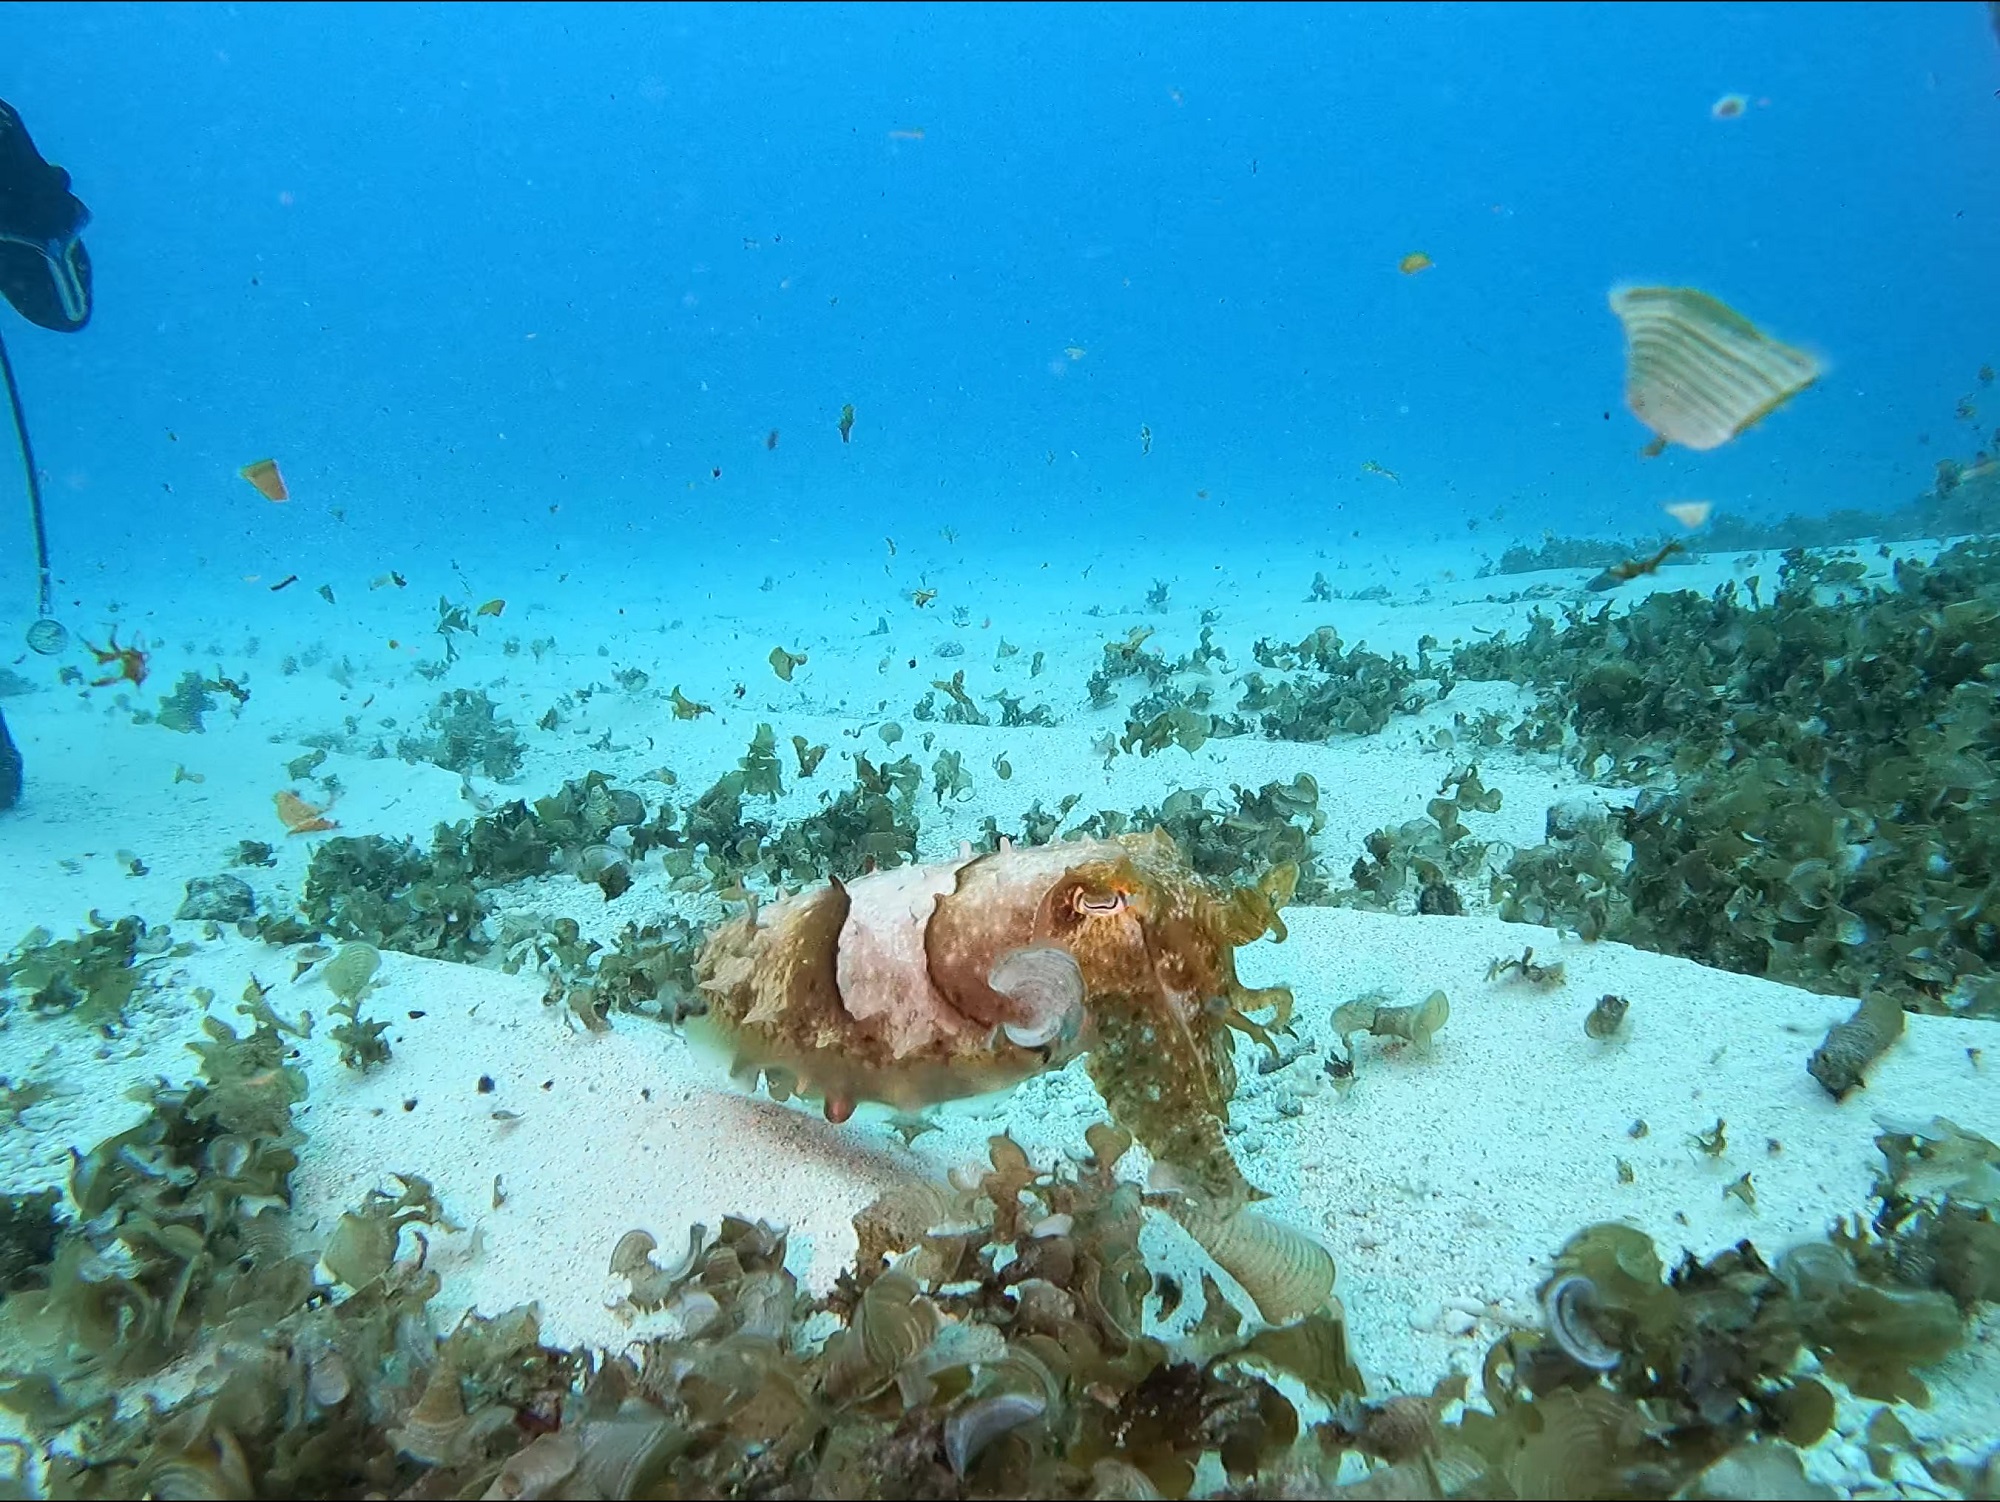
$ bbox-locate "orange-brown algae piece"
[274,789,338,834]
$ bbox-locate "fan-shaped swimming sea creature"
[692,829,1297,1212]
[1609,285,1820,453]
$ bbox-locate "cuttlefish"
[692,829,1296,1212]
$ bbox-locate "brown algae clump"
[1584,992,1630,1040]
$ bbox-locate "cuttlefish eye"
[1076,889,1130,916]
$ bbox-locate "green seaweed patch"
[737,723,786,798]
[6,1107,1998,1497]
[1237,627,1446,739]
[151,671,217,734]
[680,767,773,886]
[1122,696,1215,758]
[321,1174,454,1290]
[990,690,1059,727]
[396,688,525,781]
[1475,542,2000,1017]
[1339,765,1500,913]
[930,669,990,726]
[523,769,648,855]
[322,943,391,1069]
[0,913,176,1029]
[759,755,922,886]
[0,1190,59,1297]
[931,747,974,804]
[283,834,489,961]
[275,770,667,958]
[1,1013,308,1391]
[1069,775,1333,903]
[505,914,707,1028]
[792,735,828,777]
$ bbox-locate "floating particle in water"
[1609,285,1821,453]
[1711,92,1748,120]
[1662,499,1712,528]
[1397,251,1433,275]
[240,458,289,501]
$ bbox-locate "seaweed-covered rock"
[174,873,257,923]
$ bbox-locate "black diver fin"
[0,99,93,333]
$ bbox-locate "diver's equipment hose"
[0,326,64,653]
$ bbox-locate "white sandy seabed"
[0,535,1994,1492]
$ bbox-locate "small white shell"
[944,1390,1047,1478]
[1540,1274,1619,1370]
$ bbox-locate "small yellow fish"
[475,598,506,617]
[1362,459,1401,484]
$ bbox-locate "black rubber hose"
[0,326,55,621]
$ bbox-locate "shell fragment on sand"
[1609,286,1820,452]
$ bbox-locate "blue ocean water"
[2,0,1995,604]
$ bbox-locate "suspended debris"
[240,458,289,501]
[1609,285,1820,453]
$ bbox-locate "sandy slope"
[1,539,1994,1488]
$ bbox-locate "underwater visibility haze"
[0,3,1997,1498]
